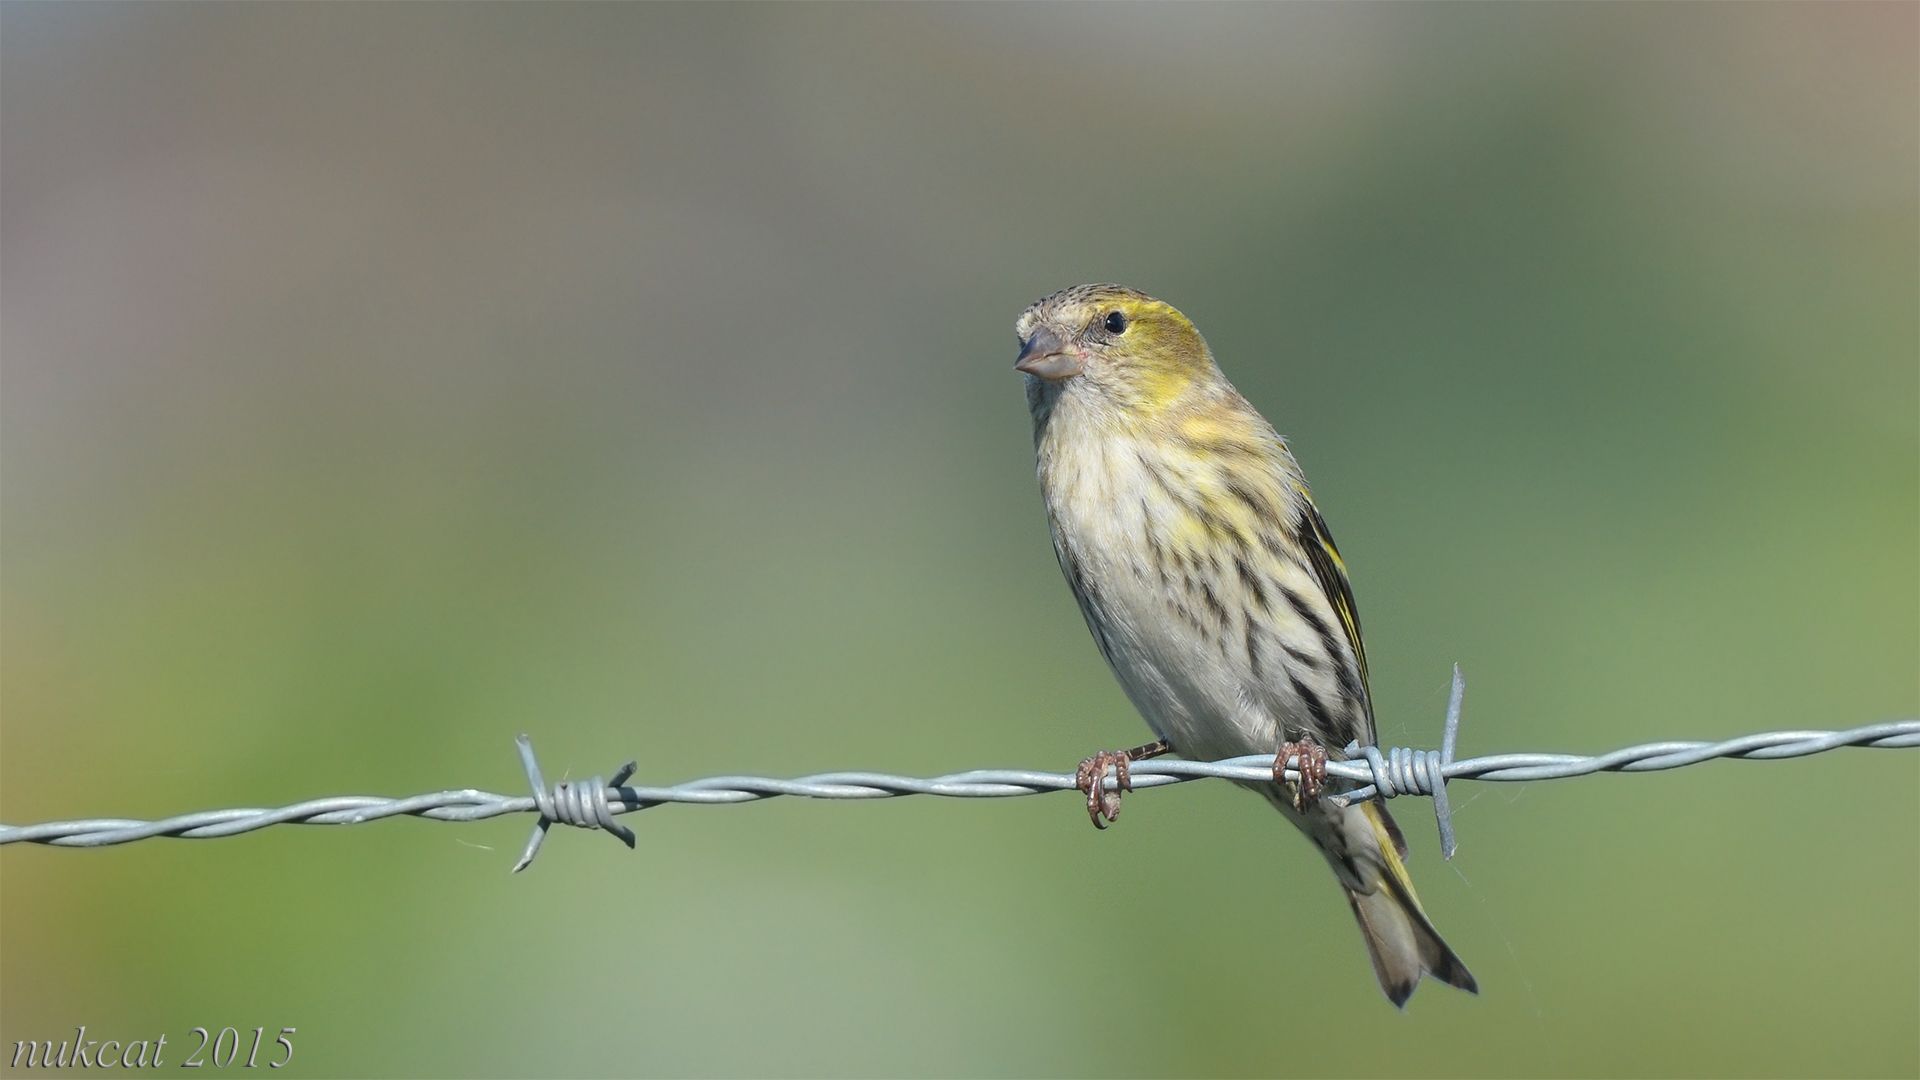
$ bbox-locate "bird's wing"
[1297,497,1373,732]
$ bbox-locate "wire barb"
[511,735,638,872]
[1332,663,1468,858]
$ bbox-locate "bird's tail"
[1344,801,1477,1007]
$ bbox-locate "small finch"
[1015,284,1476,1006]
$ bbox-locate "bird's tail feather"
[1346,802,1478,1007]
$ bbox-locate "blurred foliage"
[3,4,1914,1077]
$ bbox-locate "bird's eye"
[1103,311,1128,334]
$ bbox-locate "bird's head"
[1014,284,1219,417]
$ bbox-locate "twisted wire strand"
[5,679,1915,870]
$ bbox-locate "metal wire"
[4,665,1915,871]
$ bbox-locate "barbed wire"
[3,666,1915,872]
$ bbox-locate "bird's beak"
[1014,326,1083,380]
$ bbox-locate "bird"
[1014,283,1476,1007]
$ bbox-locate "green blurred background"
[3,4,1914,1076]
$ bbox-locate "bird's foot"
[1076,740,1170,829]
[1275,737,1329,811]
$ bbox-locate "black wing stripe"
[1295,500,1372,716]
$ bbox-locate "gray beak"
[1014,326,1084,380]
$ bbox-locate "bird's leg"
[1275,737,1329,811]
[1076,740,1171,829]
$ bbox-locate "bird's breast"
[1032,396,1366,760]
[1036,426,1272,756]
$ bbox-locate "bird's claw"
[1276,738,1328,811]
[1076,750,1133,829]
